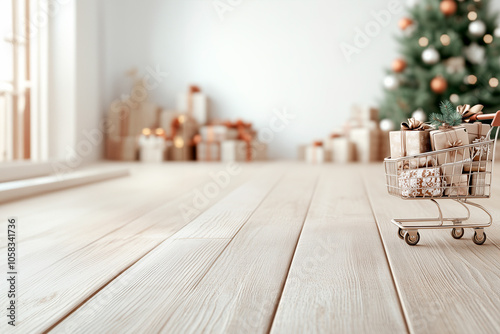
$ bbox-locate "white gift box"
[177,92,207,125]
[331,137,355,163]
[349,128,380,163]
[200,125,239,142]
[139,135,167,163]
[196,142,221,161]
[305,145,326,164]
[350,105,379,123]
[221,140,267,162]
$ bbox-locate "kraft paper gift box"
[430,127,470,185]
[350,105,379,122]
[389,130,431,158]
[196,142,221,161]
[221,140,267,162]
[159,110,179,138]
[470,136,493,161]
[379,130,391,161]
[200,125,239,142]
[398,167,443,198]
[462,122,491,143]
[331,137,355,163]
[463,161,490,173]
[349,128,380,163]
[106,136,138,161]
[470,172,490,196]
[444,174,469,197]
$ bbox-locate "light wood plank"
[156,165,319,333]
[364,164,500,334]
[3,165,276,333]
[270,165,407,334]
[50,165,289,333]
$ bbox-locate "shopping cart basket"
[384,111,500,246]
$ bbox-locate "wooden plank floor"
[2,162,500,333]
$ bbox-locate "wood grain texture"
[50,165,285,333]
[271,165,407,334]
[0,163,260,333]
[363,164,500,334]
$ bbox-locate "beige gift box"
[462,122,491,143]
[470,172,491,196]
[430,127,470,185]
[221,140,267,162]
[331,138,355,163]
[349,128,380,163]
[444,174,469,197]
[398,167,443,198]
[196,142,221,161]
[200,125,239,142]
[389,130,431,158]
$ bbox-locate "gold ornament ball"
[430,76,448,94]
[399,17,413,30]
[440,0,457,16]
[392,59,407,72]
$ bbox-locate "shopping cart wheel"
[398,228,405,239]
[473,231,486,245]
[451,228,464,239]
[404,231,420,246]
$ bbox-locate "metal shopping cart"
[384,111,500,246]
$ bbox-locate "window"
[1,0,36,162]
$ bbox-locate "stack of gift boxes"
[106,83,267,162]
[391,103,493,198]
[299,105,388,163]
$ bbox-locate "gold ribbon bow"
[401,118,432,131]
[456,104,484,123]
[446,139,463,161]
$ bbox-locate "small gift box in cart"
[384,110,500,246]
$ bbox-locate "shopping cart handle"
[470,110,500,126]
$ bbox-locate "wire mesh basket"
[383,111,500,246]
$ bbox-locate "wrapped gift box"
[444,174,468,197]
[399,167,443,198]
[389,130,431,158]
[471,137,493,161]
[171,136,194,161]
[159,110,179,138]
[200,125,239,142]
[106,136,138,161]
[331,137,355,163]
[177,92,207,125]
[139,135,167,163]
[462,122,491,143]
[305,143,327,164]
[351,105,379,123]
[379,130,391,161]
[349,128,380,163]
[470,172,490,196]
[196,142,221,161]
[221,140,267,162]
[430,127,470,185]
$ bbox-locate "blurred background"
[1,0,500,166]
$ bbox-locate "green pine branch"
[430,100,462,127]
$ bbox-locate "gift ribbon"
[457,104,483,123]
[312,141,323,164]
[442,130,463,162]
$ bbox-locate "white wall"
[99,0,405,158]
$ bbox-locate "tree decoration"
[399,17,414,30]
[430,100,462,127]
[445,57,465,74]
[422,47,440,64]
[440,0,457,16]
[412,109,427,122]
[464,42,485,64]
[384,75,399,90]
[430,76,448,94]
[392,59,407,72]
[469,20,486,37]
[380,118,396,131]
[379,0,500,124]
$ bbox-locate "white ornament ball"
[422,47,440,65]
[469,20,486,37]
[406,0,420,8]
[450,93,460,104]
[380,118,396,131]
[412,109,427,122]
[384,75,399,90]
[494,26,500,37]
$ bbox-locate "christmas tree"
[379,0,500,124]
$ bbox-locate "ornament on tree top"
[422,47,440,64]
[384,75,399,90]
[469,20,486,37]
[392,58,407,73]
[464,42,485,64]
[430,76,448,94]
[440,0,457,16]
